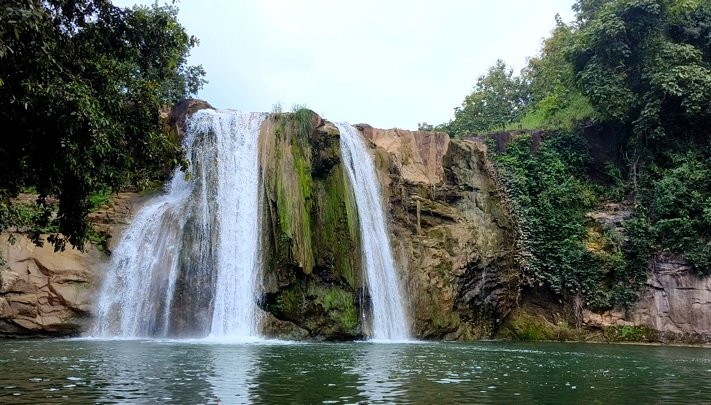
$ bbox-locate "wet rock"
[361,127,519,340]
[259,311,310,340]
[164,98,215,140]
[258,112,363,340]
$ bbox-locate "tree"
[417,122,434,131]
[569,0,711,140]
[0,0,206,250]
[522,15,596,129]
[443,60,530,137]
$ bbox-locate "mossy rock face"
[262,276,361,340]
[258,111,363,340]
[497,309,582,341]
[604,325,658,343]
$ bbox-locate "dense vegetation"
[0,0,205,253]
[438,0,711,310]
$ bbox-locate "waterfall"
[336,123,411,341]
[92,109,265,339]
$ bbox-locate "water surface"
[1,340,710,404]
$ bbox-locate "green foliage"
[440,18,597,137]
[605,324,657,342]
[501,109,546,131]
[0,0,205,251]
[439,0,711,312]
[492,133,650,309]
[88,189,112,211]
[291,104,313,142]
[603,162,626,202]
[522,18,597,130]
[616,213,655,304]
[493,134,599,299]
[440,60,530,137]
[417,122,435,131]
[1,199,59,239]
[570,0,711,140]
[642,150,711,273]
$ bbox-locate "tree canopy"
[570,0,711,140]
[439,60,530,137]
[0,0,205,250]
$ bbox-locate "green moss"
[498,310,579,341]
[260,109,365,339]
[267,113,316,273]
[291,139,313,201]
[276,284,305,319]
[311,165,360,287]
[420,292,460,334]
[605,325,657,343]
[316,286,358,333]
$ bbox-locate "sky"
[114,0,576,130]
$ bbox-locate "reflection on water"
[2,340,711,404]
[351,343,409,403]
[206,343,260,404]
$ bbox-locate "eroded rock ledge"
[0,193,145,337]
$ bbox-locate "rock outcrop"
[357,125,520,339]
[258,111,363,340]
[631,253,711,342]
[0,234,98,336]
[162,98,215,140]
[0,193,144,336]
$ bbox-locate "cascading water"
[337,123,411,341]
[92,109,265,339]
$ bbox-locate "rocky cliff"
[0,193,143,336]
[632,254,711,343]
[258,111,363,340]
[356,125,520,339]
[3,102,711,343]
[576,253,711,344]
[0,234,98,336]
[252,117,522,340]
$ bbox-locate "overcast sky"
[114,0,576,129]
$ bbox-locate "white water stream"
[92,110,265,339]
[337,123,411,341]
[91,111,409,341]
